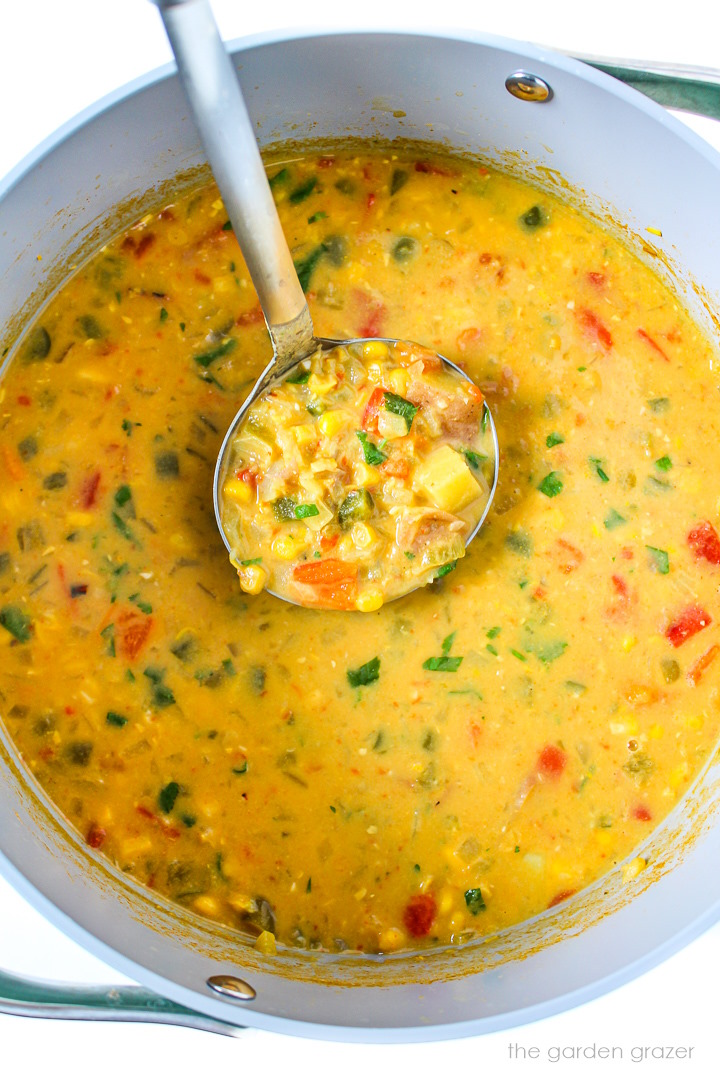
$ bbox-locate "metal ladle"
[154,0,498,602]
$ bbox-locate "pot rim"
[2,26,720,1043]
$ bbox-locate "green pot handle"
[0,966,242,1036]
[1,51,717,1036]
[574,55,720,121]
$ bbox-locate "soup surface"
[1,149,720,955]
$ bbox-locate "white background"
[1,1,719,1077]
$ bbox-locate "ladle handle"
[152,0,314,359]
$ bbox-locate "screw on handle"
[152,0,315,359]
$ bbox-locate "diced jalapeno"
[338,488,374,529]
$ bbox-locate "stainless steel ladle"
[153,0,499,601]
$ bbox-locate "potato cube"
[413,445,482,512]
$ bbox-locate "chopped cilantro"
[356,430,387,465]
[464,887,486,914]
[590,457,610,482]
[538,472,563,498]
[655,455,672,471]
[347,656,381,687]
[546,432,564,448]
[604,508,626,530]
[383,391,418,431]
[423,655,463,672]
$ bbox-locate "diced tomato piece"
[665,603,712,648]
[235,467,258,490]
[317,156,335,168]
[577,308,613,350]
[236,305,265,326]
[80,469,102,509]
[361,387,387,434]
[293,559,358,585]
[353,290,387,339]
[687,521,720,565]
[456,327,484,352]
[586,271,606,289]
[381,456,411,479]
[632,805,652,822]
[623,684,659,707]
[17,395,31,406]
[319,533,339,552]
[637,328,669,362]
[402,893,437,937]
[687,643,720,685]
[86,823,106,849]
[115,610,153,661]
[555,538,584,574]
[537,744,567,778]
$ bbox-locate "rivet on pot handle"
[0,966,243,1037]
[572,56,720,121]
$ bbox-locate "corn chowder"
[1,150,719,955]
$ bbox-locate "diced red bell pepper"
[687,521,720,565]
[687,643,720,685]
[402,893,437,937]
[537,744,567,778]
[665,603,712,648]
[361,387,387,434]
[577,308,613,350]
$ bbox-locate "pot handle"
[0,965,242,1037]
[573,55,720,121]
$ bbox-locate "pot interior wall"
[1,31,720,1040]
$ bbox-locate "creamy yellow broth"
[1,150,720,955]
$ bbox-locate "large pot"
[1,28,720,1042]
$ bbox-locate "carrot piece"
[577,308,613,350]
[292,559,357,585]
[637,328,669,361]
[1,445,25,482]
[687,643,720,685]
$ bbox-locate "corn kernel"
[193,895,220,918]
[354,463,381,488]
[622,856,647,884]
[361,340,389,362]
[272,532,307,560]
[120,836,154,860]
[227,894,258,915]
[669,762,689,788]
[356,589,384,612]
[685,714,704,730]
[66,511,94,528]
[622,635,638,652]
[254,930,277,955]
[290,423,318,450]
[378,927,406,952]
[223,478,253,504]
[388,367,409,395]
[351,523,377,549]
[438,889,454,916]
[307,372,337,396]
[318,409,351,438]
[548,333,561,350]
[594,829,613,852]
[237,563,268,595]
